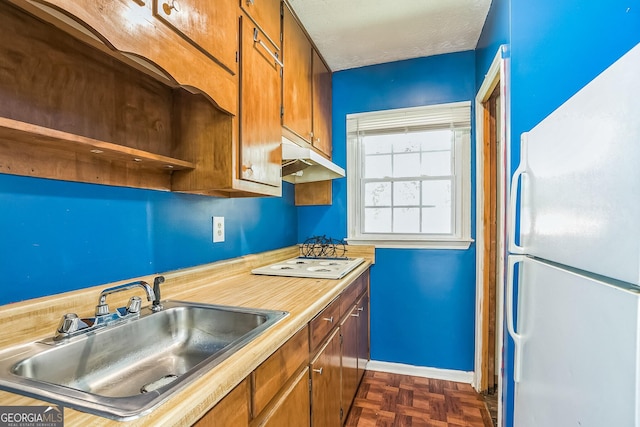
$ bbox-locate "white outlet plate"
[213,216,225,243]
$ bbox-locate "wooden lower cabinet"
[194,378,250,426]
[356,291,370,383]
[310,328,342,427]
[340,305,359,421]
[195,270,370,427]
[257,367,310,427]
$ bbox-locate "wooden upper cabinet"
[239,16,283,188]
[312,49,332,158]
[8,0,238,115]
[240,0,281,48]
[282,5,333,160]
[282,5,313,143]
[153,0,238,73]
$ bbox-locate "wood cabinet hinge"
[236,51,239,63]
[280,105,284,118]
[340,407,344,420]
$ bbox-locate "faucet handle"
[127,296,142,314]
[57,313,80,334]
[95,302,110,317]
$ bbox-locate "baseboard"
[366,360,474,384]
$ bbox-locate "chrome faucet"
[53,277,165,342]
[95,280,156,316]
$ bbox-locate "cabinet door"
[239,17,282,187]
[356,291,370,382]
[340,305,359,420]
[311,49,332,158]
[252,326,309,416]
[154,0,238,73]
[240,0,281,48]
[282,5,312,142]
[310,329,341,427]
[194,378,250,426]
[261,367,310,427]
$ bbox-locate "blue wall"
[473,0,640,425]
[475,0,510,86]
[299,51,478,371]
[0,174,297,305]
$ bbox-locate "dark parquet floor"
[345,371,494,427]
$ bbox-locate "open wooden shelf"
[0,117,195,171]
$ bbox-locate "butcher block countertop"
[0,245,374,426]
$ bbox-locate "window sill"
[346,238,474,250]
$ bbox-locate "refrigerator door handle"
[507,254,526,383]
[508,134,528,254]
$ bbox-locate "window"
[347,102,472,249]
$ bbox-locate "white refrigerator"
[507,42,640,427]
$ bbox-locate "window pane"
[422,180,452,233]
[364,182,391,206]
[393,153,420,177]
[393,208,420,233]
[421,150,452,176]
[421,130,452,151]
[364,208,391,233]
[393,181,420,206]
[364,154,391,178]
[347,103,470,244]
[363,135,393,154]
[394,136,421,153]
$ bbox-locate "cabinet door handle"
[162,0,180,14]
[253,28,284,68]
[351,313,360,317]
[246,0,255,4]
[357,307,364,312]
[322,316,333,323]
[313,367,323,375]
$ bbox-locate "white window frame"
[346,102,473,249]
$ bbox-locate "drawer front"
[309,297,340,352]
[252,325,309,417]
[340,273,367,316]
[194,378,250,426]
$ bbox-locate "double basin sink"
[0,300,288,420]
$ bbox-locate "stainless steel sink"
[0,301,288,420]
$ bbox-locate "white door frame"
[473,45,510,427]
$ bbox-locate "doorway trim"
[473,45,510,427]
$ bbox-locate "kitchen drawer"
[194,378,250,426]
[339,273,367,316]
[309,297,340,353]
[251,325,309,417]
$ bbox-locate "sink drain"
[140,374,178,393]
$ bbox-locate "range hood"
[281,138,345,183]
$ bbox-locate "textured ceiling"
[287,0,492,71]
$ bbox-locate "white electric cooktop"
[251,257,365,280]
